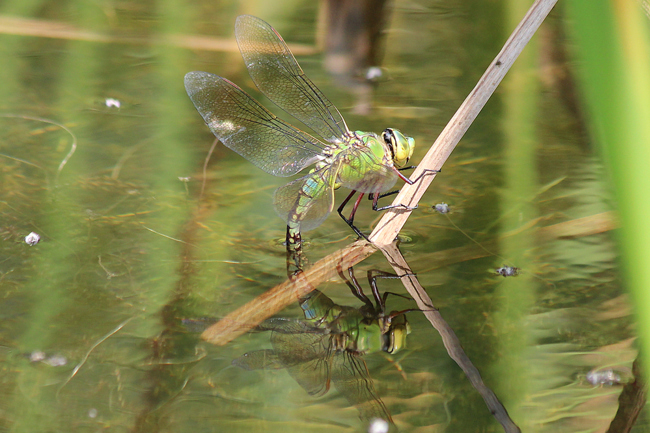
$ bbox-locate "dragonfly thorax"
[342,130,395,170]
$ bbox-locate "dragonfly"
[185,15,432,255]
[232,268,413,424]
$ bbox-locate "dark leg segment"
[371,168,442,212]
[337,190,369,240]
[338,267,374,309]
[336,167,440,240]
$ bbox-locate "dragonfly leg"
[337,190,369,240]
[348,193,365,223]
[396,168,441,185]
[367,190,399,201]
[371,168,441,212]
[366,270,400,310]
[372,193,417,212]
[366,190,407,213]
[366,269,387,311]
[388,308,426,320]
[338,267,374,308]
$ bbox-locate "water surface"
[0,1,634,432]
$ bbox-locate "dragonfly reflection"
[232,269,413,423]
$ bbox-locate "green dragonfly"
[185,15,427,253]
[232,269,412,424]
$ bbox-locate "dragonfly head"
[383,312,412,354]
[383,128,415,168]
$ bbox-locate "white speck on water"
[434,202,450,214]
[105,98,121,108]
[495,265,519,277]
[25,232,40,246]
[29,351,46,362]
[44,354,68,367]
[586,369,621,386]
[365,67,383,81]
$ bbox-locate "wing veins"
[221,83,325,153]
[273,57,347,140]
[236,15,348,143]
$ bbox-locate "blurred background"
[0,0,648,431]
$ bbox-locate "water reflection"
[320,0,392,115]
[232,268,412,424]
[0,2,637,432]
[202,241,519,431]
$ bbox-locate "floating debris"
[495,266,520,277]
[105,98,121,109]
[365,66,383,82]
[433,202,450,214]
[27,351,67,366]
[586,369,622,386]
[29,350,46,362]
[44,354,68,367]
[24,232,40,246]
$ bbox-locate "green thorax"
[316,131,393,186]
[299,290,409,355]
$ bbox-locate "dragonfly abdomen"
[284,181,318,251]
[284,164,336,246]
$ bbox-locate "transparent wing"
[336,146,399,194]
[235,15,348,143]
[332,351,393,423]
[269,320,334,397]
[231,349,283,370]
[273,161,343,232]
[184,71,326,177]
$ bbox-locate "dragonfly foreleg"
[371,168,441,213]
[366,270,415,310]
[396,168,441,185]
[372,193,418,212]
[338,267,374,308]
[367,270,402,310]
[337,190,370,240]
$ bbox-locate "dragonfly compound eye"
[384,128,415,167]
[382,128,396,161]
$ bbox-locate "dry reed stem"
[370,0,559,247]
[380,243,521,433]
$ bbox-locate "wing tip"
[184,71,208,92]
